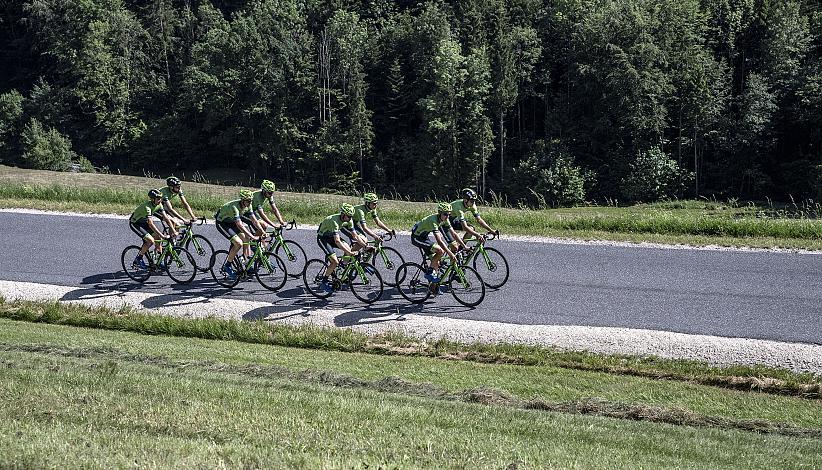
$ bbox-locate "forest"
[0,0,820,206]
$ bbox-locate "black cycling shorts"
[411,223,438,256]
[317,233,338,259]
[216,220,241,239]
[129,219,153,239]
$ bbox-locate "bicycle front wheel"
[395,262,431,304]
[446,265,486,307]
[275,240,307,278]
[165,247,197,284]
[472,246,509,289]
[210,249,241,288]
[302,258,333,299]
[349,262,384,304]
[373,246,404,288]
[255,252,288,291]
[186,234,214,273]
[121,246,151,283]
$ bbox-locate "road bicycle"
[361,230,405,288]
[210,236,288,291]
[456,231,509,289]
[302,253,384,304]
[263,220,307,278]
[176,217,214,273]
[121,235,197,284]
[394,249,485,307]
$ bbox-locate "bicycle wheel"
[121,246,151,283]
[209,249,241,288]
[348,262,384,304]
[395,262,431,304]
[372,246,404,288]
[446,265,485,307]
[472,246,509,289]
[275,240,307,278]
[185,234,214,273]
[164,247,197,284]
[255,252,288,291]
[302,258,333,299]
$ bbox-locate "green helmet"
[239,189,254,201]
[340,203,355,217]
[261,180,275,192]
[363,192,378,204]
[437,202,452,214]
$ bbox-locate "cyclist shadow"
[331,288,477,327]
[139,278,239,309]
[60,271,163,302]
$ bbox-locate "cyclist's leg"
[130,220,154,256]
[240,216,256,257]
[317,234,339,279]
[411,231,439,271]
[217,221,243,262]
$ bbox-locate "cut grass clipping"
[1,297,819,399]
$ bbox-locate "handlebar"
[184,217,206,227]
[382,230,396,242]
[485,230,499,241]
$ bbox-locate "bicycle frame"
[177,217,207,251]
[334,254,370,286]
[264,220,298,259]
[459,232,497,267]
[366,230,397,267]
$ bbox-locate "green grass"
[1,164,820,249]
[2,319,822,468]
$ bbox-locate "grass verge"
[1,317,820,468]
[1,165,820,249]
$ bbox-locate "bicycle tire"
[302,258,333,299]
[447,265,485,307]
[255,252,288,291]
[209,249,241,288]
[121,245,151,283]
[395,262,431,304]
[472,246,509,289]
[372,246,404,288]
[165,247,197,284]
[186,234,215,273]
[348,262,384,304]
[275,239,307,278]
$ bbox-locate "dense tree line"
[0,0,820,205]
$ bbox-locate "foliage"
[19,118,79,171]
[622,147,691,202]
[511,140,586,207]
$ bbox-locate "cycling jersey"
[412,214,451,236]
[318,214,354,237]
[159,186,183,203]
[450,199,480,221]
[251,190,274,213]
[130,201,164,223]
[215,200,252,223]
[352,204,377,227]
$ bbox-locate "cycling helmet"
[461,188,477,200]
[148,189,162,199]
[261,180,275,192]
[340,203,355,217]
[166,176,181,187]
[239,189,254,201]
[437,202,452,214]
[363,192,378,204]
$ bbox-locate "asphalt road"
[1,212,820,345]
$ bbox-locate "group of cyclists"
[128,176,500,298]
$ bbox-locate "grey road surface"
[1,212,820,345]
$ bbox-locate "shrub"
[20,118,78,171]
[512,140,587,207]
[621,147,691,202]
[0,90,24,160]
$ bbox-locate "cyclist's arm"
[268,200,286,226]
[447,226,469,251]
[146,218,164,239]
[233,218,254,239]
[159,212,178,236]
[333,234,355,257]
[460,219,483,239]
[162,200,185,223]
[373,216,391,233]
[359,221,381,242]
[474,214,494,233]
[433,231,458,261]
[255,207,276,228]
[179,194,197,221]
[247,213,266,236]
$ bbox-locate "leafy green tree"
[622,146,690,202]
[511,140,586,207]
[20,117,78,171]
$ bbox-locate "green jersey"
[251,190,274,213]
[413,214,451,236]
[318,214,354,236]
[215,200,252,223]
[353,204,377,227]
[159,186,182,204]
[130,200,163,223]
[450,199,480,221]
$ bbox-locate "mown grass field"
[1,165,820,250]
[1,305,821,468]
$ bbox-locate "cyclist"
[157,176,197,232]
[250,179,287,239]
[411,202,467,283]
[446,188,498,250]
[316,203,358,292]
[214,189,258,279]
[351,192,394,258]
[129,189,177,269]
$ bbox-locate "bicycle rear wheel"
[395,262,431,304]
[372,246,404,288]
[472,246,509,289]
[447,265,485,307]
[255,252,288,291]
[209,249,241,288]
[302,258,333,299]
[348,263,384,304]
[121,246,151,283]
[164,247,197,284]
[186,234,214,273]
[275,240,307,278]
